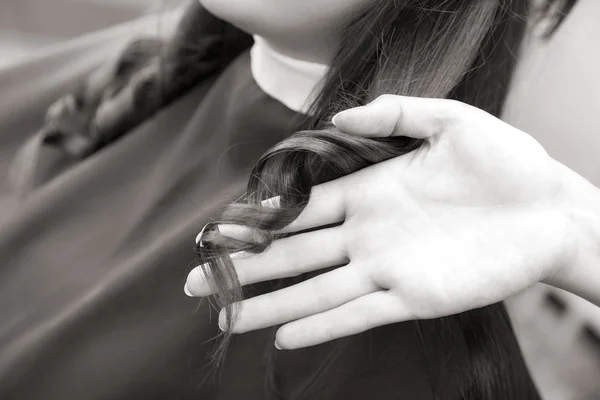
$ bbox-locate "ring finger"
[220,263,379,333]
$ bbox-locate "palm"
[186,97,574,350]
[346,111,569,318]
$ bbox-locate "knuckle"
[339,223,360,259]
[282,253,303,277]
[375,93,398,103]
[311,281,334,311]
[449,99,482,121]
[445,98,466,110]
[314,292,332,312]
[334,225,351,259]
[278,242,311,278]
[438,100,465,126]
[434,100,478,136]
[365,95,404,136]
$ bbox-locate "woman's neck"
[250,36,329,115]
[258,35,337,66]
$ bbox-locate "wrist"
[545,160,600,306]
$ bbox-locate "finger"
[220,264,378,333]
[331,95,469,139]
[276,180,348,233]
[274,290,409,350]
[214,179,347,241]
[211,195,283,240]
[194,197,282,245]
[261,196,281,208]
[195,223,210,246]
[186,226,349,297]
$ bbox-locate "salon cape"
[0,18,471,400]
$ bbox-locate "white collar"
[250,35,329,115]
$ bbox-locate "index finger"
[214,177,348,242]
[276,178,348,233]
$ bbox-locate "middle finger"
[186,226,350,297]
[220,263,378,333]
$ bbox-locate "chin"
[198,0,262,34]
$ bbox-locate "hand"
[185,95,577,350]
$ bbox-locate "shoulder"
[0,9,182,127]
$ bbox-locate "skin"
[187,2,600,350]
[186,96,600,350]
[198,0,375,64]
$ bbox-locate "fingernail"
[274,342,282,350]
[332,107,361,126]
[331,113,340,126]
[185,265,210,297]
[332,110,349,126]
[187,264,209,282]
[195,223,210,247]
[229,251,249,260]
[261,195,281,208]
[218,312,227,332]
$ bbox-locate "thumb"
[331,95,463,139]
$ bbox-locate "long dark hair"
[190,0,578,398]
[25,0,578,398]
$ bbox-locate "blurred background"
[0,1,599,399]
[0,0,179,67]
